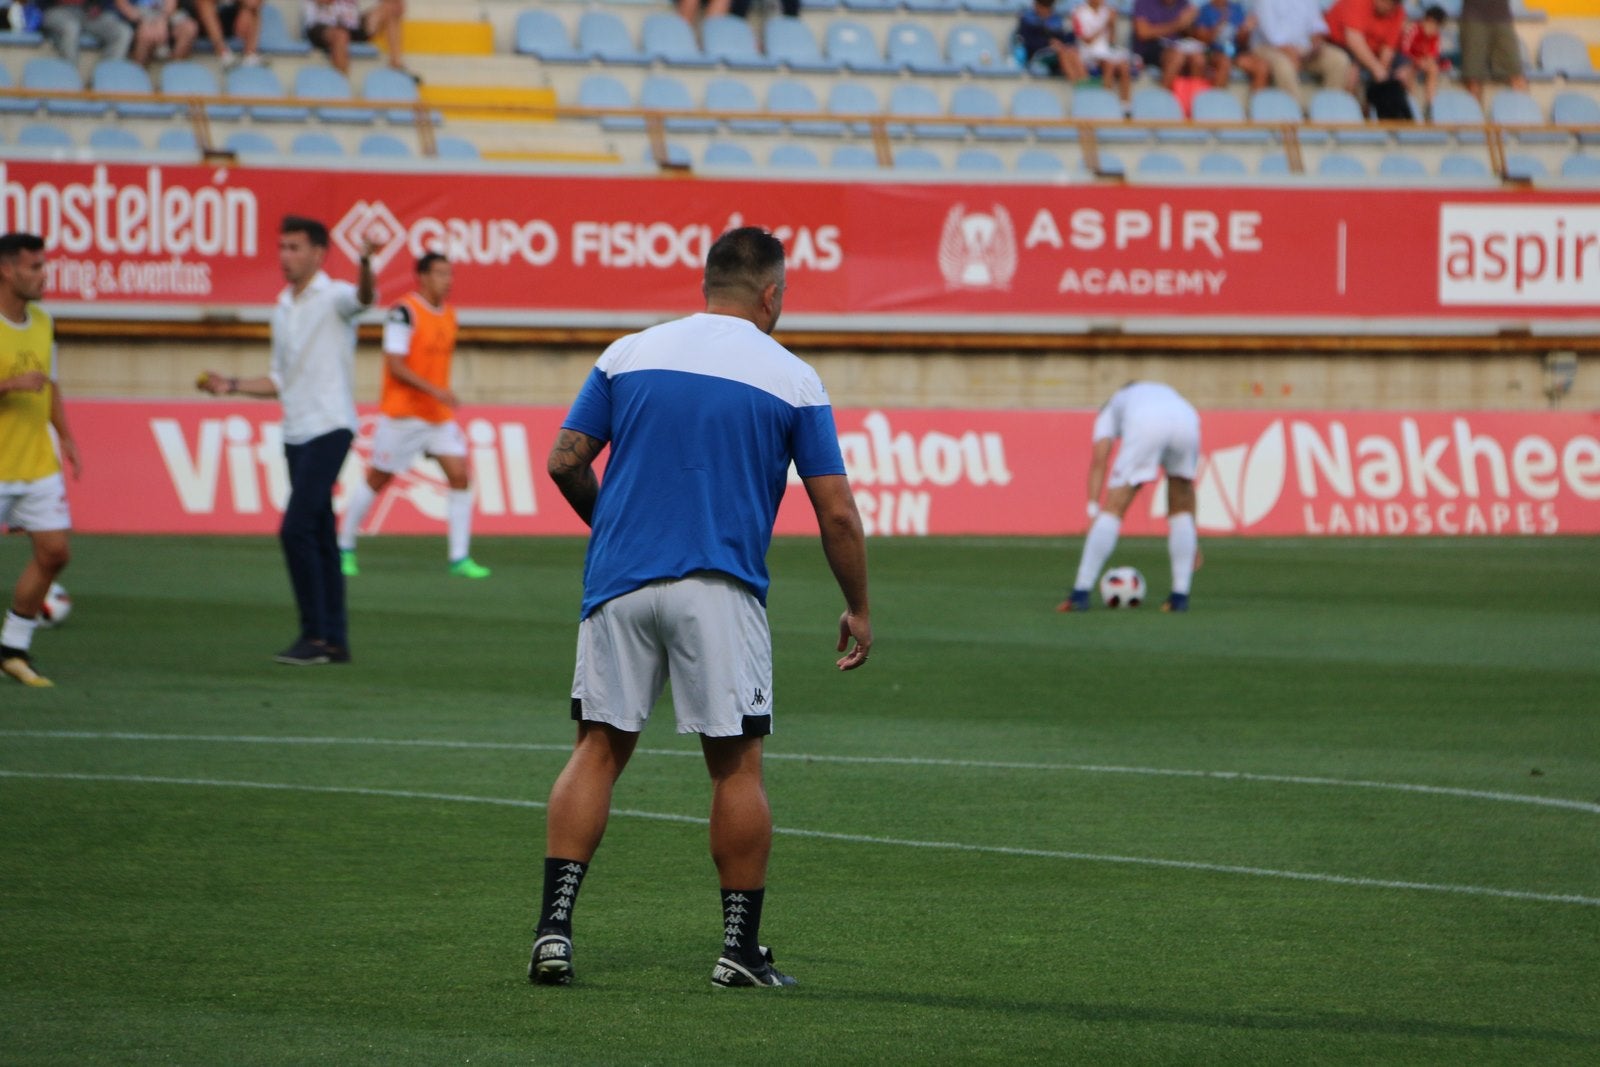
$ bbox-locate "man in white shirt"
[199,216,376,664]
[1060,381,1201,613]
[1252,0,1350,102]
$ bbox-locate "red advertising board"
[63,402,1600,537]
[1,161,1597,329]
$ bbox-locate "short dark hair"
[0,232,45,263]
[1423,4,1446,21]
[416,252,448,275]
[704,227,785,301]
[280,215,330,249]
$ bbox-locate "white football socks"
[338,480,377,552]
[2,609,37,652]
[1074,513,1123,591]
[447,488,474,562]
[1169,512,1197,595]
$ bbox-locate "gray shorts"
[1459,20,1522,83]
[570,573,773,738]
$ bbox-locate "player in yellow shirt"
[337,252,490,579]
[0,232,81,687]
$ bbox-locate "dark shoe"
[711,945,796,988]
[274,639,331,666]
[1161,593,1190,613]
[324,644,351,664]
[1055,588,1091,613]
[529,932,573,985]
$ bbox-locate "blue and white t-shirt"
[563,312,847,618]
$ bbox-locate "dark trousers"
[280,429,353,647]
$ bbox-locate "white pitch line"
[3,730,1597,816]
[2,769,1595,909]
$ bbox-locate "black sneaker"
[274,639,331,666]
[529,932,573,985]
[324,644,352,664]
[1161,593,1190,613]
[711,946,796,988]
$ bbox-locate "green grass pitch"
[3,534,1598,1065]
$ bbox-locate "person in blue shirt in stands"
[1015,0,1088,80]
[1193,0,1269,88]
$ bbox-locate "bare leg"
[12,530,70,618]
[703,735,770,889]
[545,721,640,863]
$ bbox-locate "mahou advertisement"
[64,403,1600,537]
[2,161,1598,328]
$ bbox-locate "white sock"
[1074,513,1122,591]
[339,480,377,552]
[447,488,474,562]
[2,609,37,652]
[1169,512,1197,595]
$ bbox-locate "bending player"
[1060,381,1199,613]
[339,252,490,579]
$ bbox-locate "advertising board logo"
[938,204,1017,290]
[332,200,407,272]
[1194,421,1286,532]
[1438,205,1600,306]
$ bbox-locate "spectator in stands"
[1073,0,1134,107]
[729,0,797,18]
[1397,5,1448,114]
[183,0,263,68]
[1132,0,1206,90]
[304,0,415,80]
[1323,0,1405,95]
[1458,0,1527,102]
[125,0,199,64]
[1193,0,1268,89]
[1015,0,1088,82]
[1251,0,1349,103]
[680,0,731,22]
[39,0,136,63]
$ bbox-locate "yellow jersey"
[0,304,59,482]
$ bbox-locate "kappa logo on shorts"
[332,200,408,272]
[750,688,766,708]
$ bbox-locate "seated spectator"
[1323,0,1404,95]
[1015,0,1088,82]
[183,0,262,68]
[681,0,731,21]
[1251,0,1349,103]
[1132,0,1206,89]
[1396,5,1448,113]
[1458,0,1526,102]
[125,0,198,64]
[1073,0,1133,106]
[1193,0,1268,89]
[304,0,415,79]
[40,0,136,62]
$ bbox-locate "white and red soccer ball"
[39,582,71,628]
[1098,567,1146,609]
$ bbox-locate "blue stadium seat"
[886,22,960,75]
[1561,153,1600,181]
[641,13,714,68]
[578,11,648,65]
[1249,88,1304,142]
[513,10,585,63]
[827,20,898,75]
[1309,88,1385,145]
[435,135,480,160]
[1011,84,1075,142]
[1539,30,1600,82]
[0,61,33,114]
[1377,152,1427,177]
[1134,150,1186,176]
[157,128,199,153]
[1490,89,1566,144]
[827,81,881,136]
[965,0,1020,12]
[1132,86,1206,145]
[18,123,71,148]
[224,130,279,156]
[768,80,844,136]
[1503,152,1548,179]
[259,3,310,54]
[1015,147,1066,173]
[1551,91,1600,145]
[890,82,960,140]
[358,133,412,158]
[842,0,898,11]
[1193,89,1268,144]
[643,142,692,167]
[703,140,755,166]
[893,146,943,170]
[295,66,374,124]
[1086,150,1126,176]
[769,143,821,168]
[945,22,1012,76]
[578,74,645,131]
[953,84,1025,141]
[161,61,242,121]
[1197,150,1249,175]
[765,17,839,73]
[830,144,880,169]
[707,77,780,135]
[954,147,1005,172]
[25,56,104,116]
[1439,153,1492,178]
[93,60,176,119]
[363,67,423,124]
[701,16,776,70]
[1072,86,1140,144]
[292,131,345,156]
[1258,151,1293,175]
[226,66,307,123]
[1430,88,1486,144]
[1317,152,1368,177]
[641,75,717,133]
[906,0,962,11]
[88,126,142,152]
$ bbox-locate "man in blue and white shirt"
[530,227,872,991]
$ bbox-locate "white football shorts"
[1108,410,1201,489]
[571,572,774,738]
[368,416,467,475]
[0,472,71,532]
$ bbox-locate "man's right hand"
[835,610,872,671]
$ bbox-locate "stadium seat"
[24,56,105,116]
[953,84,1025,141]
[1308,89,1385,146]
[1316,152,1368,177]
[295,66,374,124]
[88,125,142,152]
[93,59,176,119]
[1193,89,1268,144]
[578,74,645,132]
[1132,87,1206,145]
[258,3,310,54]
[1086,150,1126,176]
[434,135,480,160]
[1072,86,1140,144]
[906,0,962,11]
[358,133,412,158]
[1551,91,1600,145]
[768,142,821,168]
[641,13,713,68]
[1258,151,1292,175]
[1249,88,1305,142]
[1503,152,1548,179]
[886,22,960,75]
[1015,147,1066,172]
[1134,150,1186,176]
[513,9,584,62]
[765,17,839,73]
[830,144,880,169]
[1377,152,1428,177]
[965,0,1020,12]
[161,61,242,121]
[827,20,898,74]
[1430,88,1487,143]
[641,75,718,133]
[701,16,776,70]
[0,61,33,114]
[363,68,423,124]
[703,140,755,166]
[226,66,307,123]
[1439,153,1492,178]
[643,141,692,167]
[17,123,72,148]
[893,146,943,170]
[945,23,1012,76]
[707,77,780,135]
[1538,31,1600,82]
[1011,85,1073,143]
[954,147,1005,172]
[577,11,648,65]
[291,131,345,156]
[224,130,279,156]
[1561,153,1600,181]
[1489,89,1566,144]
[843,0,898,10]
[827,81,881,136]
[1197,150,1248,175]
[890,82,960,140]
[157,128,199,153]
[767,80,843,136]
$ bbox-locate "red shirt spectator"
[1324,0,1404,57]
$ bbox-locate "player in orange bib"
[338,252,490,579]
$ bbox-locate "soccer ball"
[1099,567,1146,609]
[38,582,71,628]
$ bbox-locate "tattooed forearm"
[547,429,604,527]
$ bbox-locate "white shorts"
[369,416,467,475]
[571,572,774,738]
[0,472,71,532]
[1108,413,1201,489]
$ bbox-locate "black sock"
[538,857,588,937]
[721,887,765,965]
